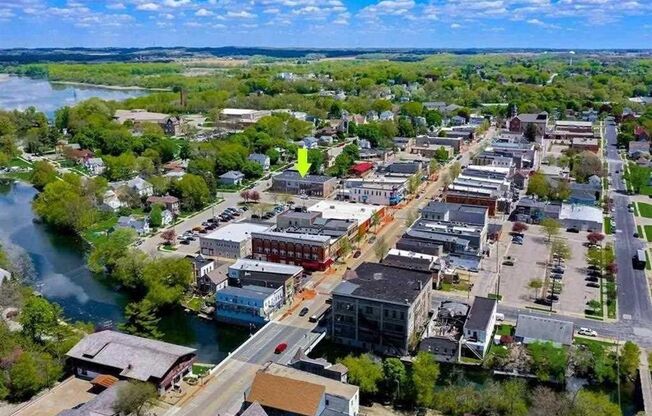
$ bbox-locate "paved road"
[604,122,652,326]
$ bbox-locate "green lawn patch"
[487,293,503,301]
[82,215,117,246]
[637,202,652,218]
[644,226,652,242]
[2,171,33,182]
[9,158,32,168]
[496,324,513,336]
[192,363,214,376]
[637,225,643,237]
[604,216,613,234]
[574,336,614,349]
[439,281,472,292]
[640,185,652,196]
[184,296,203,312]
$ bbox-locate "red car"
[274,342,288,354]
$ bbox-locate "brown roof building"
[246,372,326,416]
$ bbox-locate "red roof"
[350,162,374,175]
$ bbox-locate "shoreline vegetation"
[0,73,170,92]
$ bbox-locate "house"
[161,209,174,226]
[419,300,470,363]
[110,177,153,198]
[199,222,272,259]
[100,190,124,212]
[114,109,181,136]
[514,314,573,346]
[146,195,180,215]
[331,262,433,356]
[416,135,463,152]
[299,137,320,149]
[255,363,359,416]
[349,161,374,177]
[358,139,371,149]
[219,170,245,186]
[228,259,303,305]
[56,380,126,416]
[249,153,271,171]
[449,115,466,126]
[379,111,394,121]
[194,254,229,294]
[116,216,149,236]
[271,170,338,197]
[83,157,105,175]
[215,285,284,327]
[462,296,497,358]
[192,254,215,280]
[66,330,196,395]
[629,141,650,159]
[245,372,326,416]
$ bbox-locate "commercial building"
[271,170,338,197]
[415,135,463,152]
[215,285,284,327]
[331,262,433,356]
[228,259,303,305]
[199,222,272,259]
[462,297,497,358]
[217,108,271,130]
[340,176,407,206]
[514,315,574,346]
[114,109,181,136]
[444,166,513,215]
[307,200,386,236]
[420,202,488,227]
[66,330,196,395]
[252,230,336,271]
[571,137,600,153]
[558,204,603,231]
[508,112,549,138]
[399,219,487,258]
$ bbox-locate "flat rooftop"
[308,200,381,225]
[204,222,271,243]
[230,259,303,275]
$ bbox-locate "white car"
[578,327,598,337]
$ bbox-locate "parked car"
[551,267,565,274]
[551,273,563,280]
[502,258,515,266]
[587,282,601,288]
[566,227,580,233]
[274,342,288,354]
[353,250,362,258]
[180,240,190,245]
[241,206,248,212]
[578,327,598,337]
[251,214,260,220]
[299,307,309,317]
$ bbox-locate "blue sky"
[0,0,651,49]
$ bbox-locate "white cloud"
[450,22,461,28]
[227,10,255,18]
[195,8,213,16]
[137,2,159,11]
[164,0,191,7]
[106,2,126,10]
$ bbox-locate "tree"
[249,190,261,202]
[527,172,550,199]
[19,296,62,343]
[628,164,649,193]
[540,218,561,242]
[587,299,601,315]
[307,148,325,174]
[528,278,543,299]
[512,222,528,233]
[339,354,383,395]
[9,352,43,401]
[29,160,57,190]
[433,146,449,162]
[88,228,136,274]
[143,257,193,307]
[587,232,605,245]
[449,161,462,180]
[172,174,211,211]
[370,211,382,233]
[113,381,158,416]
[412,351,440,408]
[113,249,149,289]
[374,235,389,260]
[118,300,162,339]
[528,387,570,416]
[551,238,572,261]
[382,358,408,402]
[619,341,641,381]
[573,390,621,416]
[161,229,176,246]
[149,204,163,228]
[240,189,251,203]
[405,209,418,228]
[527,342,568,382]
[524,123,538,142]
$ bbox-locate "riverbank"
[49,80,171,92]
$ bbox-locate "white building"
[462,297,497,358]
[199,222,272,259]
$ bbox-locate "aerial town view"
[2,1,652,416]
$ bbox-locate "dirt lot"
[499,226,600,317]
[11,377,95,416]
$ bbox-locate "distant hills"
[0,47,651,64]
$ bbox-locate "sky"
[1,0,652,49]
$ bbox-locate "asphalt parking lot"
[499,226,601,316]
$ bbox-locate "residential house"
[100,190,124,212]
[110,177,153,198]
[193,255,228,294]
[215,285,284,327]
[462,296,497,358]
[66,330,196,395]
[331,262,433,356]
[83,157,105,175]
[161,209,174,226]
[514,314,573,346]
[219,170,245,186]
[199,222,272,259]
[629,140,651,159]
[349,162,374,177]
[146,195,180,215]
[248,153,271,171]
[116,216,149,236]
[245,372,326,416]
[508,112,548,138]
[379,111,394,121]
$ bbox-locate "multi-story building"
[331,262,433,356]
[508,112,549,137]
[341,177,407,206]
[228,259,303,305]
[199,222,272,259]
[271,170,338,197]
[415,135,463,152]
[420,202,488,227]
[217,108,271,131]
[462,296,497,358]
[251,230,336,271]
[215,285,284,327]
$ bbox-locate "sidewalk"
[639,349,652,416]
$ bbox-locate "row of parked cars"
[251,205,285,220]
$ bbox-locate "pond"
[0,75,145,117]
[0,181,248,362]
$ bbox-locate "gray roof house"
[66,330,196,394]
[248,153,271,171]
[220,170,245,186]
[117,215,150,236]
[514,314,574,346]
[56,381,126,416]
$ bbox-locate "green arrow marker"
[295,147,311,177]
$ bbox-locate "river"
[0,181,248,363]
[0,75,146,117]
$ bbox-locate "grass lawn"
[440,280,472,292]
[487,293,503,301]
[496,324,513,336]
[637,225,643,237]
[604,216,613,234]
[640,185,652,196]
[574,336,614,349]
[82,215,118,245]
[192,363,214,376]
[637,202,652,218]
[184,296,203,312]
[2,171,32,182]
[9,158,32,168]
[645,226,652,242]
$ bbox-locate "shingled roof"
[246,372,325,416]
